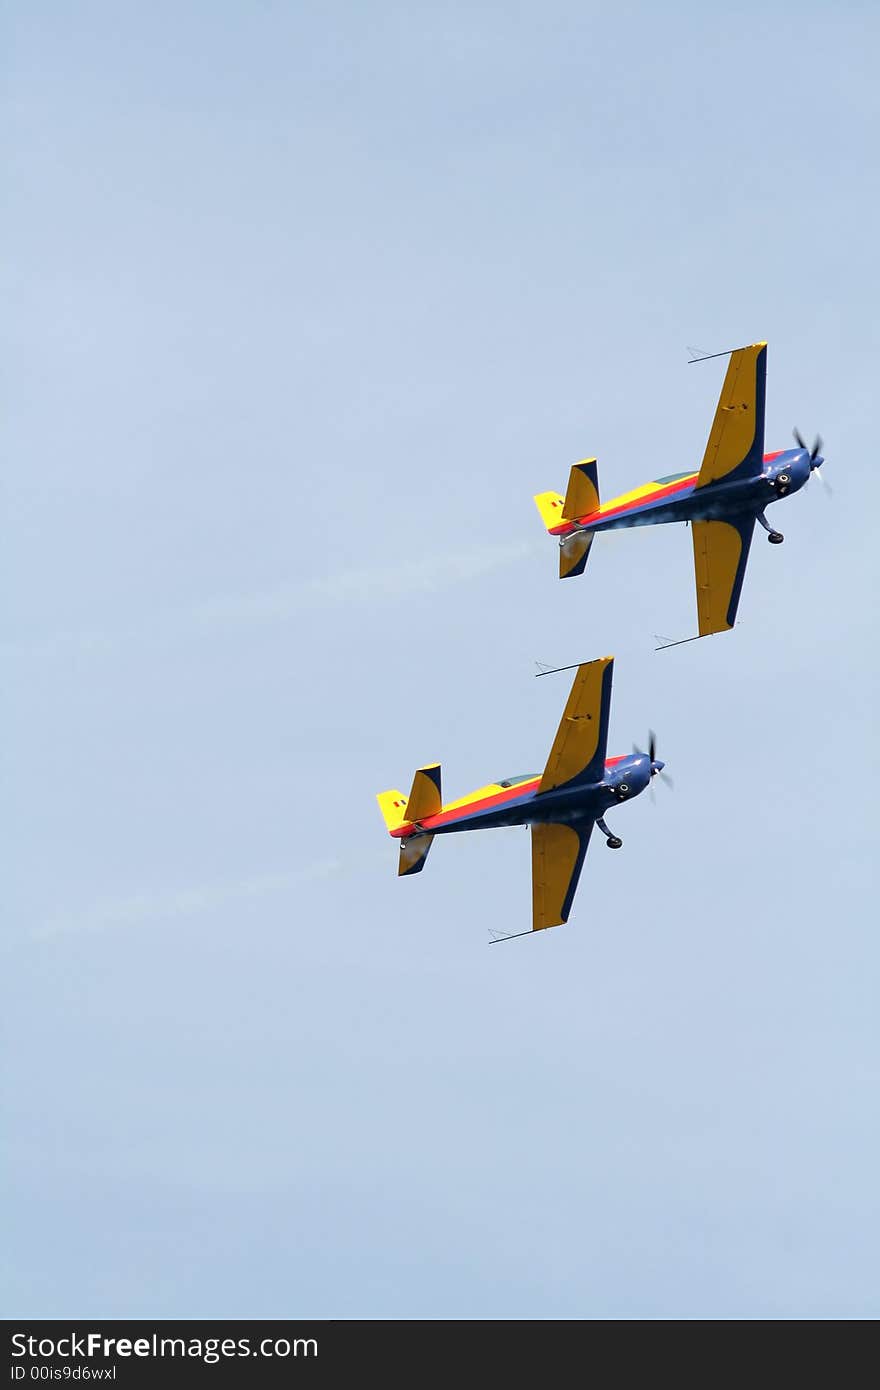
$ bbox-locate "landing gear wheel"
[768,531,784,544]
[606,836,623,849]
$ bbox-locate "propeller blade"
[638,729,670,792]
[811,434,823,462]
[659,770,674,790]
[814,466,833,495]
[793,427,808,451]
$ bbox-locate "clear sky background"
[3,1,879,1319]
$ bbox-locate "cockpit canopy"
[497,773,538,788]
[653,470,692,486]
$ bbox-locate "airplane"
[376,657,670,941]
[533,343,827,638]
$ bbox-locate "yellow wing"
[695,343,767,489]
[538,657,614,794]
[692,517,755,636]
[531,821,593,931]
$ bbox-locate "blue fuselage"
[588,448,813,533]
[429,753,654,836]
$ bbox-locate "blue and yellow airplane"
[534,343,827,636]
[377,657,669,939]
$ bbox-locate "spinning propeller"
[794,428,831,493]
[633,730,674,802]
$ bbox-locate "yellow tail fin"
[399,834,434,876]
[534,490,566,531]
[559,530,594,579]
[377,763,442,836]
[377,774,440,878]
[377,789,408,832]
[404,764,442,822]
[562,458,600,519]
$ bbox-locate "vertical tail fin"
[377,765,442,877]
[376,764,442,833]
[536,459,600,579]
[533,490,566,531]
[377,789,409,832]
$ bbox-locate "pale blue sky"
[3,1,879,1318]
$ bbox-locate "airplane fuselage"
[550,448,814,538]
[378,655,661,932]
[393,752,655,839]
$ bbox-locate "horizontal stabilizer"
[562,458,599,520]
[404,764,442,823]
[559,530,594,580]
[399,834,434,877]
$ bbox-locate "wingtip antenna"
[654,632,705,651]
[534,659,588,678]
[489,927,539,945]
[655,620,743,650]
[687,343,754,364]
